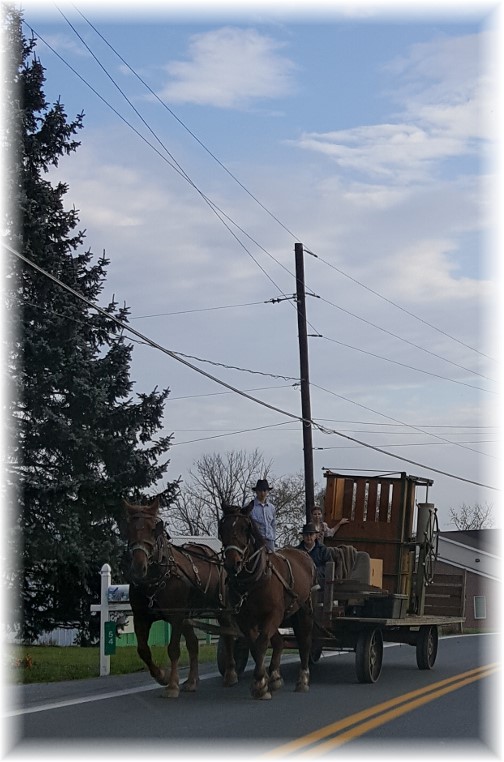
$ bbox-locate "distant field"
[7,643,218,684]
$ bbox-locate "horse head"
[123,497,165,582]
[219,503,264,575]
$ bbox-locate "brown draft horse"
[218,503,316,700]
[123,497,238,698]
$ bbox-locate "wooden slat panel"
[334,478,345,519]
[353,479,367,524]
[431,574,464,585]
[424,572,465,617]
[389,480,404,535]
[343,479,355,519]
[367,480,378,522]
[324,476,337,521]
[378,481,390,522]
[427,585,464,597]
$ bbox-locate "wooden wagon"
[280,471,465,683]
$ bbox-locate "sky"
[6,0,502,530]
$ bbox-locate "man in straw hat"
[246,478,276,551]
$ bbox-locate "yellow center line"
[263,663,499,758]
[300,665,499,756]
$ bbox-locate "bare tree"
[165,449,272,536]
[273,472,309,546]
[164,449,323,547]
[449,502,494,530]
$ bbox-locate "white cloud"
[157,27,297,108]
[290,31,495,184]
[292,123,467,182]
[40,33,90,57]
[379,238,494,302]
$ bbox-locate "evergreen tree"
[2,7,178,643]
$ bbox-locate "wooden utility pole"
[295,243,315,522]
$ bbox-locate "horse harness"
[128,513,226,607]
[220,513,300,615]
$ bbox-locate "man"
[247,478,276,551]
[297,522,332,584]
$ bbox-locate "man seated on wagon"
[296,522,332,585]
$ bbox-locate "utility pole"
[295,242,315,522]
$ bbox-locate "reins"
[128,515,226,606]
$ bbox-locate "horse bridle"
[128,513,165,566]
[219,513,263,573]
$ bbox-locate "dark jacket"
[297,539,332,580]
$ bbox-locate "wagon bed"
[212,472,465,684]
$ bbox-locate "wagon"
[280,471,464,682]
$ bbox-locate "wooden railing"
[424,572,466,624]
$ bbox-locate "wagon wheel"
[217,635,249,677]
[355,627,383,683]
[423,509,439,584]
[416,625,438,670]
[309,640,323,665]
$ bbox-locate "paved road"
[4,633,500,758]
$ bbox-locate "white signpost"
[90,563,132,676]
[91,538,220,676]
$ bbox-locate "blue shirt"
[249,497,276,551]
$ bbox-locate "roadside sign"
[104,621,116,655]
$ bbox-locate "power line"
[307,248,495,363]
[69,10,491,366]
[315,440,496,450]
[168,384,297,401]
[310,381,495,460]
[57,12,493,387]
[72,4,299,241]
[26,20,294,306]
[312,334,495,395]
[314,418,496,429]
[171,421,294,446]
[317,295,495,382]
[23,299,298,382]
[131,300,269,319]
[35,18,491,398]
[5,241,498,492]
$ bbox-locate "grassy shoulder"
[8,628,489,684]
[7,643,218,684]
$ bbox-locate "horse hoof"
[153,671,169,686]
[224,671,239,687]
[250,681,270,700]
[294,683,310,693]
[162,687,180,699]
[259,691,272,700]
[269,677,283,692]
[182,681,198,693]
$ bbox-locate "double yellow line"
[264,663,499,757]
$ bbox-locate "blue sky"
[12,1,501,528]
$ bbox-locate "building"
[433,529,501,631]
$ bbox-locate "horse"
[122,497,238,698]
[218,503,316,700]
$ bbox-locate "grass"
[8,628,490,685]
[6,643,218,684]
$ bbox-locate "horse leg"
[162,617,184,698]
[220,629,239,687]
[134,616,169,687]
[180,620,200,693]
[267,630,284,692]
[291,607,313,693]
[248,628,273,700]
